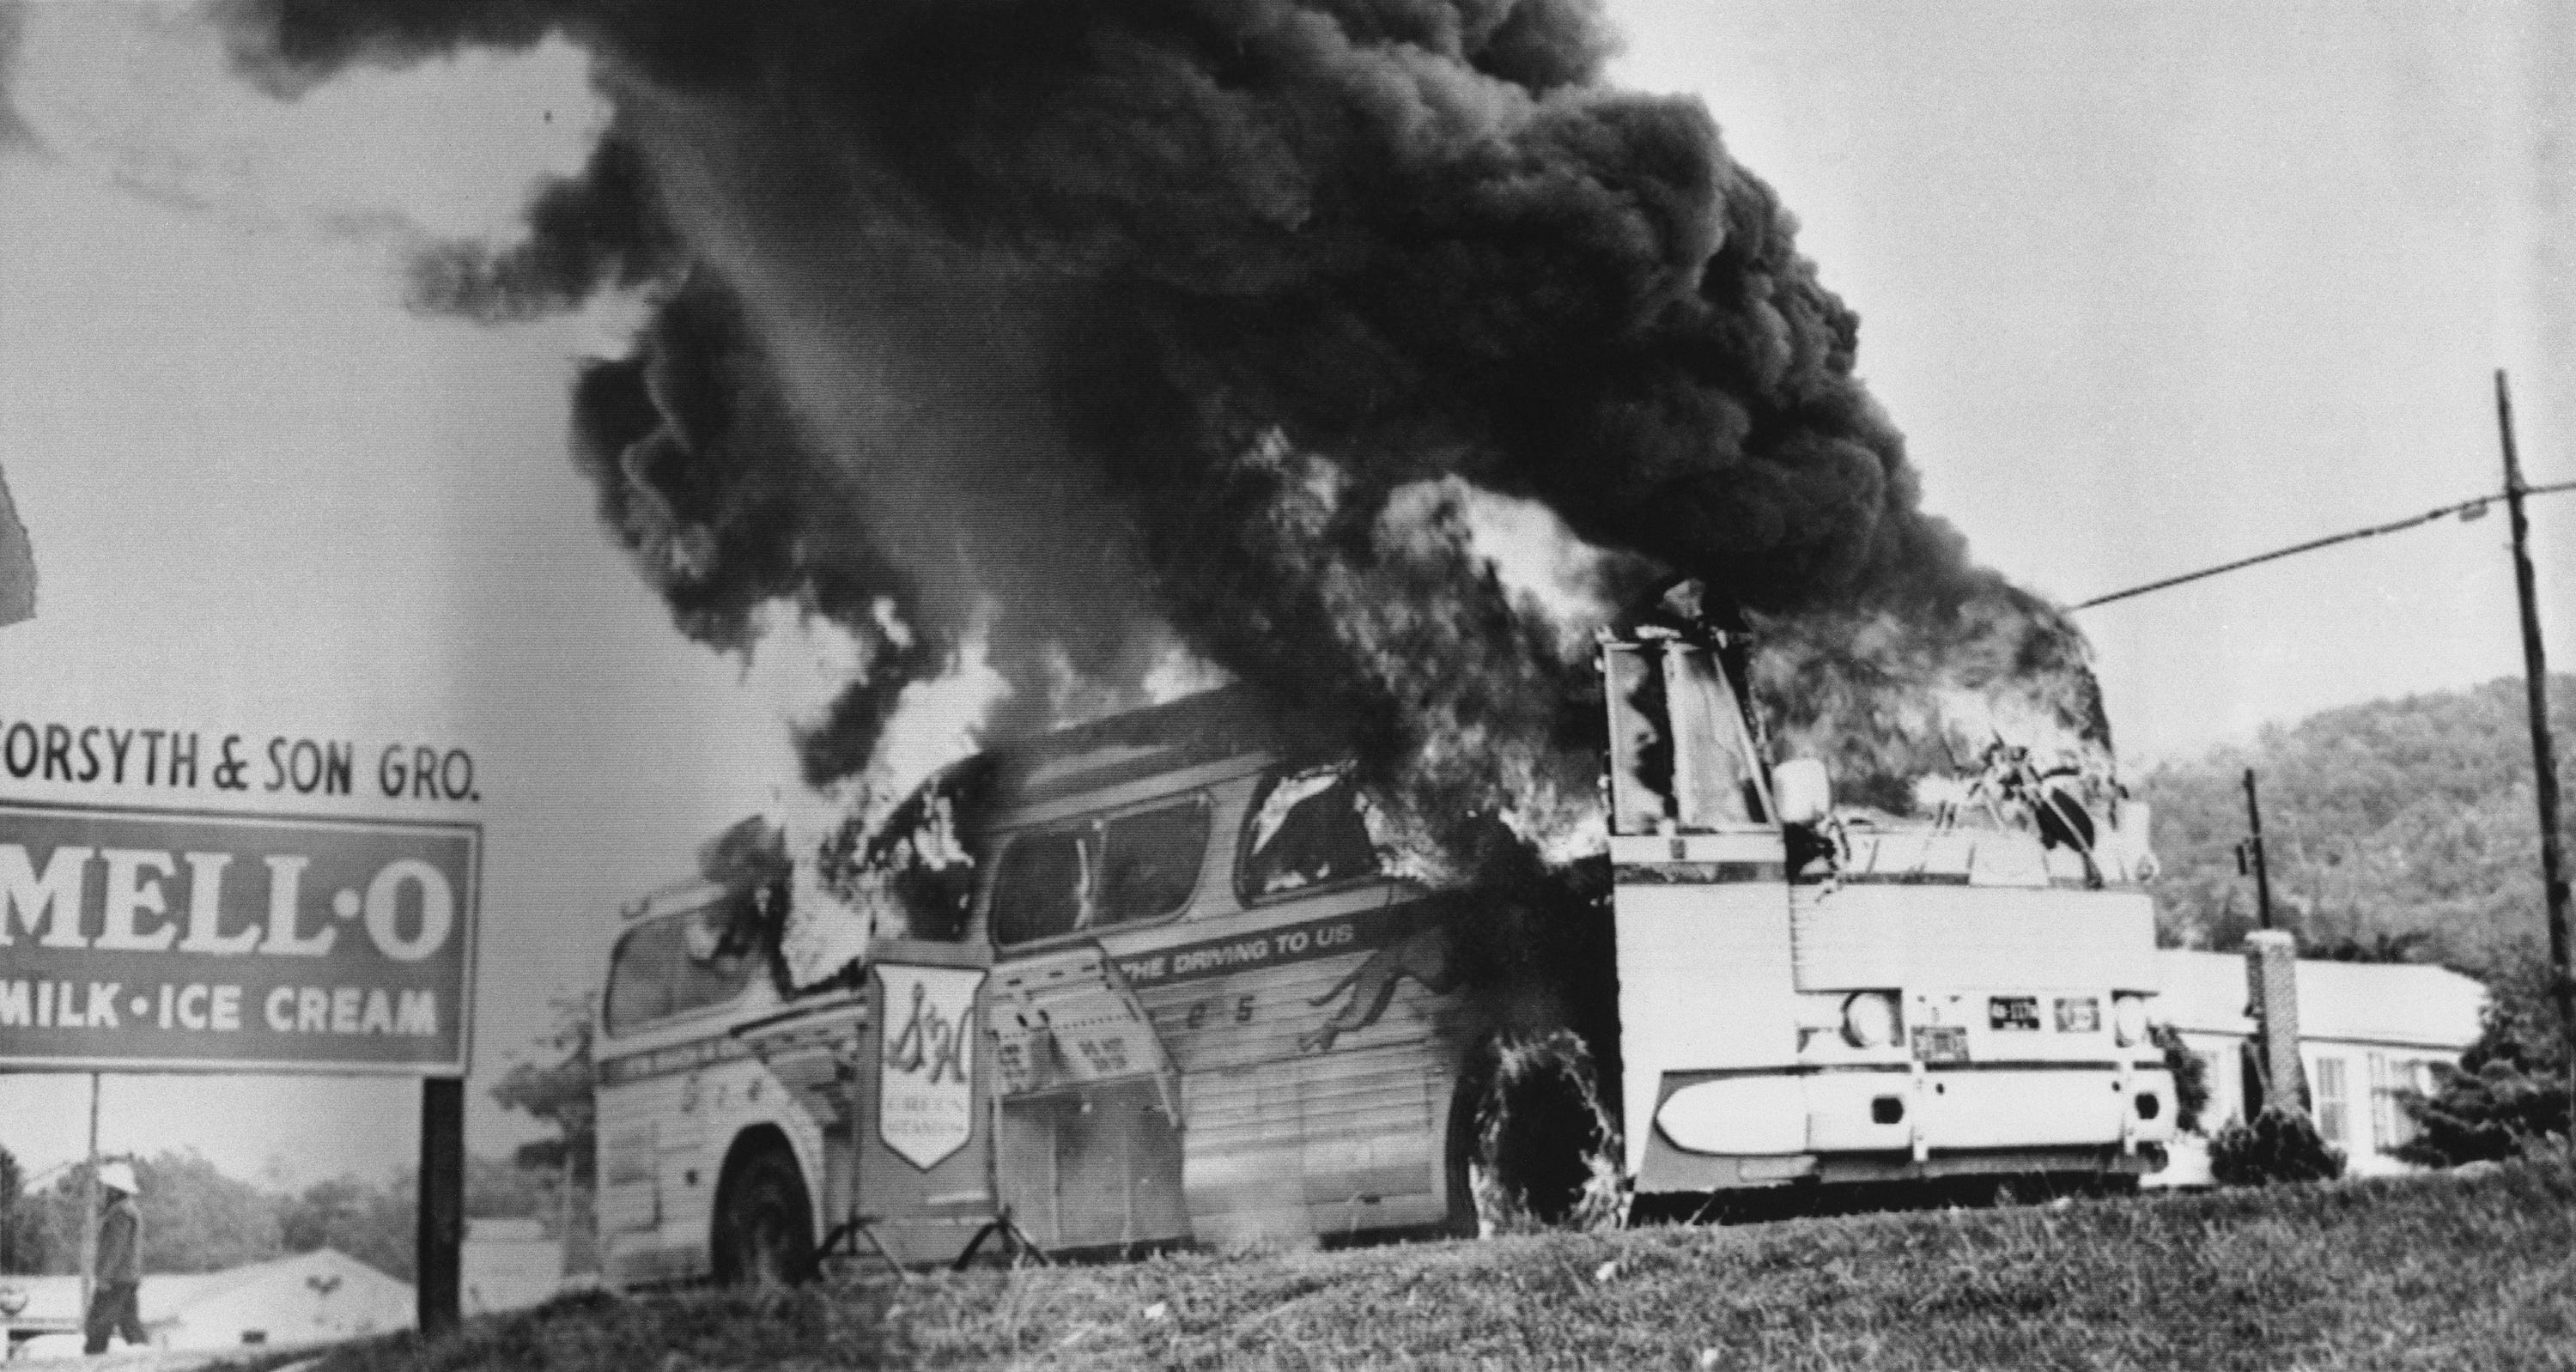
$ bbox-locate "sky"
[1,1,2571,1188]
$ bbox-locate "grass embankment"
[261,1163,2575,1371]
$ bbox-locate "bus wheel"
[1452,1031,1617,1233]
[712,1138,816,1289]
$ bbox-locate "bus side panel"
[997,1078,1188,1251]
[598,1041,829,1288]
[986,947,1187,1253]
[1105,892,1464,1244]
[1611,879,1798,1182]
[598,1053,718,1288]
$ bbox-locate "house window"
[2368,1053,2393,1151]
[2314,1055,2348,1147]
[2372,1054,2432,1151]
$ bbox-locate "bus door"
[985,941,1186,1250]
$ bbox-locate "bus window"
[1665,646,1763,828]
[671,895,760,1013]
[605,902,760,1035]
[1094,798,1209,928]
[992,829,1095,945]
[1241,767,1382,899]
[1603,644,1670,835]
[843,774,982,942]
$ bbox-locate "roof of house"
[2154,948,2486,1050]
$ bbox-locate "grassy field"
[265,1162,2575,1371]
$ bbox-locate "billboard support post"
[77,1074,99,1320]
[417,1077,464,1339]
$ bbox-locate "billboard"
[0,800,479,1075]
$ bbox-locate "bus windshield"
[606,895,762,1035]
[1605,640,1767,835]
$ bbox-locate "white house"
[2154,947,2487,1180]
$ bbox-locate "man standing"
[83,1162,147,1355]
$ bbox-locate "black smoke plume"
[215,0,2107,845]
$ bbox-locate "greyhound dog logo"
[1300,922,1461,1053]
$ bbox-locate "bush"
[2148,1024,2210,1133]
[2209,1107,2345,1186]
[2397,939,2569,1166]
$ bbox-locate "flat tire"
[712,1139,816,1289]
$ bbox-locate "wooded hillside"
[2138,674,2576,972]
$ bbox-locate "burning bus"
[592,591,2173,1286]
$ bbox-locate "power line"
[2072,477,2576,610]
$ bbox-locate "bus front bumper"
[1637,1063,2176,1194]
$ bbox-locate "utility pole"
[2493,370,2573,1144]
[2238,768,2275,931]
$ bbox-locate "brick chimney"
[2244,929,2305,1114]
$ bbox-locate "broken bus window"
[1241,766,1382,897]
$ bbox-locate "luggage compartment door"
[987,941,1188,1250]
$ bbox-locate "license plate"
[2055,997,2101,1033]
[1989,996,2040,1031]
[1912,1024,1969,1064]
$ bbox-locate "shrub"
[2397,939,2569,1166]
[2149,1023,2210,1133]
[2209,1107,2345,1186]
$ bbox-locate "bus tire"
[1449,1032,1613,1233]
[711,1133,816,1289]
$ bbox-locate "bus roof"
[617,876,741,922]
[926,685,1342,817]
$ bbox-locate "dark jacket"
[95,1194,141,1284]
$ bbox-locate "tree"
[489,992,600,1272]
[18,1151,286,1275]
[0,1144,21,1272]
[2149,1024,2212,1133]
[276,1174,414,1282]
[2140,675,2575,967]
[129,1151,286,1273]
[489,992,597,1186]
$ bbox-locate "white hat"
[97,1162,139,1196]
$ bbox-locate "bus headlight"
[1841,992,1900,1049]
[2112,993,2152,1047]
